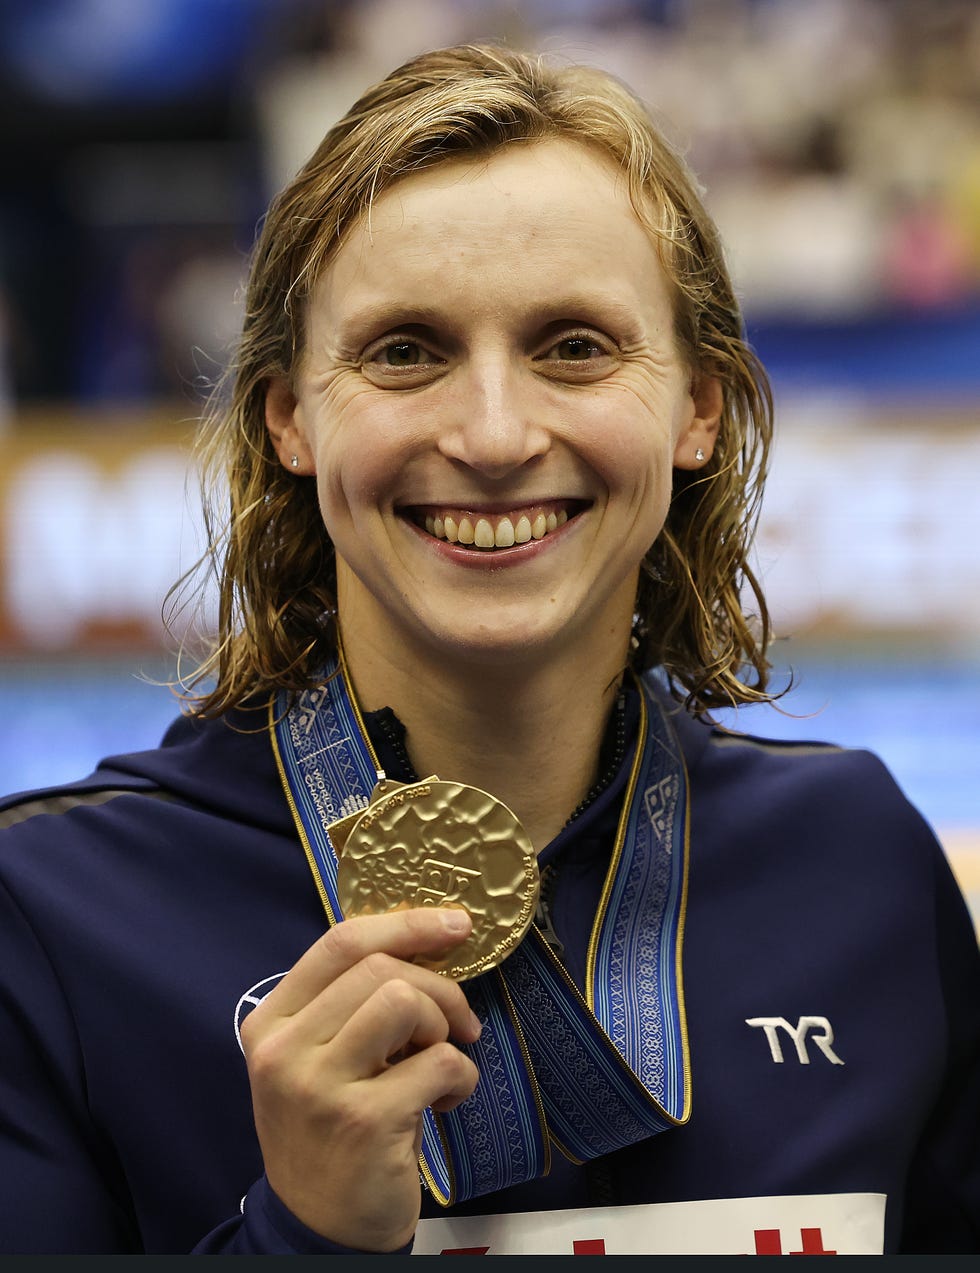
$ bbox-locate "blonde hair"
[175,43,775,718]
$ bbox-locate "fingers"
[374,1041,481,1116]
[294,951,481,1051]
[332,998,481,1121]
[258,908,479,1040]
[240,908,483,1251]
[333,976,460,1077]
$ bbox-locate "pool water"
[0,649,976,926]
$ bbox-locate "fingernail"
[469,1009,483,1037]
[441,908,470,935]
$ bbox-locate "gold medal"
[331,777,539,981]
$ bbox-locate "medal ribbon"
[270,660,691,1204]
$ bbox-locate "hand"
[239,907,482,1251]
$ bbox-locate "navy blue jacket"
[0,683,976,1253]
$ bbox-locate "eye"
[360,332,446,386]
[534,329,617,380]
[380,341,426,367]
[550,337,603,361]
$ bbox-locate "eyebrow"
[331,293,649,353]
[333,302,450,345]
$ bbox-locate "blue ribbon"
[269,661,691,1204]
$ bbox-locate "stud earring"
[290,455,299,469]
[695,447,705,462]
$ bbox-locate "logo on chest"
[745,1015,845,1065]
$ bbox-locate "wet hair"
[174,42,775,718]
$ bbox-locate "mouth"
[405,501,588,551]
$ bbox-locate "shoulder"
[645,673,909,811]
[0,761,168,837]
[646,680,946,888]
[722,728,926,839]
[645,674,905,804]
[0,702,283,847]
[0,703,297,984]
[699,721,904,808]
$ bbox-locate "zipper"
[372,708,418,782]
[533,688,627,963]
[534,863,565,959]
[562,689,627,830]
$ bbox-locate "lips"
[407,501,585,550]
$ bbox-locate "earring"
[290,455,299,469]
[695,447,705,462]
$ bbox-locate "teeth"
[420,507,573,549]
[474,518,495,549]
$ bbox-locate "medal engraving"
[334,779,539,980]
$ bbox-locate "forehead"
[365,138,631,230]
[314,139,674,323]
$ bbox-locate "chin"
[412,612,589,672]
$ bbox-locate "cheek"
[313,450,379,538]
[307,401,390,519]
[594,427,678,559]
[581,393,676,496]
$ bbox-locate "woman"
[0,45,976,1256]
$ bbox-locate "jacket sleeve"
[899,839,980,1252]
[191,1177,414,1254]
[0,873,141,1253]
[0,872,411,1256]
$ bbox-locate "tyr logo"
[745,1016,845,1066]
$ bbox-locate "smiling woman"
[0,44,976,1258]
[262,140,724,749]
[188,45,772,727]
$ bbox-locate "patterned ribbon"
[269,660,691,1205]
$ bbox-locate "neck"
[341,633,630,853]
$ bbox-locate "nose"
[437,359,550,479]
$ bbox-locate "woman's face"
[267,139,720,673]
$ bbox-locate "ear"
[265,376,316,475]
[673,373,723,470]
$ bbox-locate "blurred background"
[0,0,977,921]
